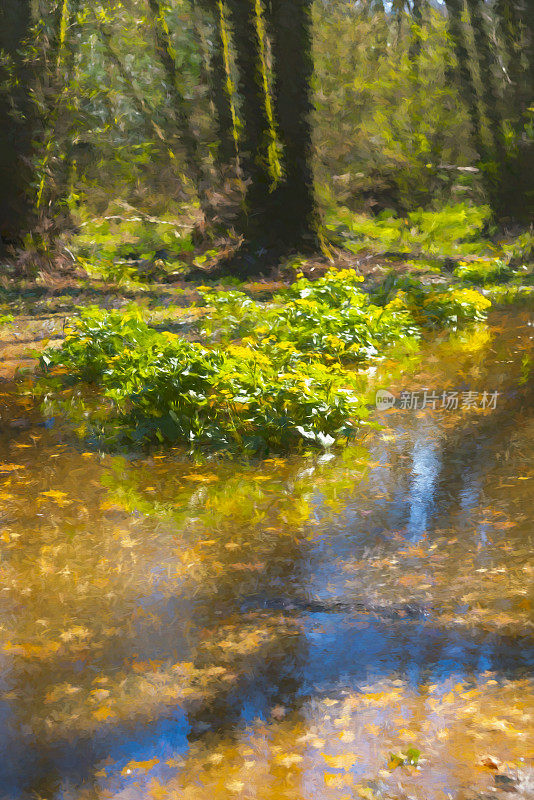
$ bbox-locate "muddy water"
[0,309,532,800]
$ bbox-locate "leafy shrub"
[453,258,512,285]
[41,306,151,380]
[405,204,492,255]
[199,270,420,363]
[40,268,492,453]
[386,283,491,327]
[197,289,260,340]
[41,307,367,452]
[72,215,194,281]
[483,285,534,306]
[326,203,493,257]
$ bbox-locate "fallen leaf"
[479,754,504,770]
[121,758,160,776]
[322,752,361,770]
[40,490,69,500]
[271,705,287,720]
[93,706,116,721]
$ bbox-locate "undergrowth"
[39,267,493,453]
[40,305,367,452]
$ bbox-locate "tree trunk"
[408,0,423,66]
[0,0,35,250]
[196,0,237,167]
[466,0,506,163]
[495,0,522,119]
[39,0,83,230]
[147,0,212,221]
[496,0,534,220]
[225,0,274,242]
[266,0,319,251]
[444,0,486,161]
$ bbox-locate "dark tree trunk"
[0,0,35,250]
[408,0,423,66]
[444,0,486,161]
[147,0,212,221]
[43,0,83,229]
[267,0,319,251]
[225,0,274,242]
[196,0,236,167]
[519,0,534,114]
[495,0,522,118]
[466,0,506,163]
[496,0,534,220]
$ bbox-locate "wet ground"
[0,306,532,800]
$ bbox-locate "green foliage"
[500,231,534,267]
[484,284,534,306]
[389,747,421,769]
[72,214,193,281]
[386,282,492,327]
[313,4,478,211]
[199,269,420,363]
[39,267,494,453]
[327,203,493,257]
[40,305,367,452]
[453,258,512,285]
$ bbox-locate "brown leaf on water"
[121,757,160,776]
[322,752,361,770]
[271,704,287,720]
[478,754,503,770]
[92,706,117,722]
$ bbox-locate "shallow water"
[0,308,532,800]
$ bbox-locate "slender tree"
[495,0,522,117]
[195,0,237,167]
[225,0,275,243]
[37,0,83,227]
[444,0,486,161]
[267,0,319,250]
[0,0,35,249]
[465,0,506,164]
[408,0,424,66]
[147,0,212,221]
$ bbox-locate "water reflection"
[0,309,532,799]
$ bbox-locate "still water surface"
[0,308,532,799]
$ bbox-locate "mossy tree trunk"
[225,0,274,245]
[196,0,237,168]
[148,0,213,223]
[0,0,35,251]
[267,0,319,251]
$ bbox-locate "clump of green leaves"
[373,274,491,327]
[388,748,421,769]
[327,203,493,258]
[453,258,512,285]
[40,306,367,452]
[199,269,420,363]
[39,268,492,454]
[72,215,194,281]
